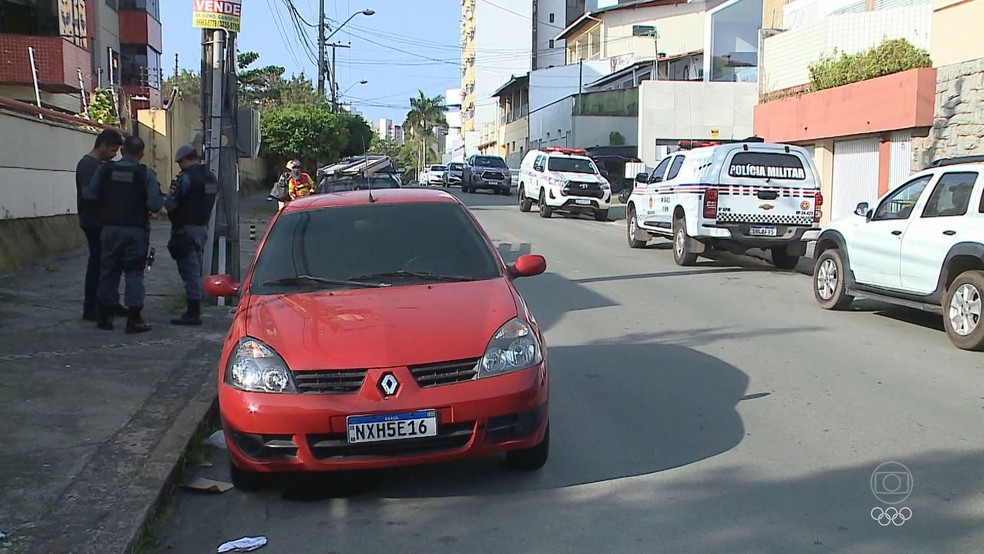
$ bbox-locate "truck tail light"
[814,192,823,223]
[703,187,718,219]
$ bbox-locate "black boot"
[96,305,114,330]
[125,307,152,334]
[82,305,98,322]
[171,299,202,325]
[113,304,129,317]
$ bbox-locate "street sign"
[193,0,242,33]
[632,25,656,36]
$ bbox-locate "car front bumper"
[220,363,549,472]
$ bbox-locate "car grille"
[294,369,368,394]
[480,171,506,181]
[409,358,480,388]
[307,421,475,459]
[564,181,605,199]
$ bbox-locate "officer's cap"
[175,144,200,163]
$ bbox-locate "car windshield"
[249,202,502,293]
[449,163,463,170]
[548,157,598,174]
[316,176,400,194]
[474,157,507,168]
[430,165,446,172]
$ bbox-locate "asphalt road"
[153,187,984,553]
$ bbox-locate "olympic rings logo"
[871,506,912,526]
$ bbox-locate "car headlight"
[224,337,297,393]
[478,317,542,378]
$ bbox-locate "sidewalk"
[0,197,274,553]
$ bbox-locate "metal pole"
[223,32,241,285]
[203,29,225,281]
[28,47,43,119]
[330,44,337,111]
[317,0,326,97]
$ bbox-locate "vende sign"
[193,0,243,33]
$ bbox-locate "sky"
[161,1,462,124]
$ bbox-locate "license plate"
[347,409,438,444]
[749,225,777,237]
[575,199,592,205]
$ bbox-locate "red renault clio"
[205,188,549,489]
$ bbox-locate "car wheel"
[506,422,549,471]
[228,460,270,491]
[771,247,801,270]
[944,270,984,351]
[672,216,698,266]
[813,249,854,310]
[519,186,533,212]
[538,191,552,218]
[594,209,609,222]
[627,207,648,248]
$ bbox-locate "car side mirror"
[855,202,869,217]
[205,274,240,297]
[635,172,649,183]
[509,254,547,278]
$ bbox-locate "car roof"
[926,162,984,172]
[283,188,460,212]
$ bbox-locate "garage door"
[832,137,880,221]
[889,131,912,192]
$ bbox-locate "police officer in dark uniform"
[165,144,218,325]
[83,135,164,333]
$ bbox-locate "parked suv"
[812,155,984,350]
[443,162,464,186]
[462,155,512,195]
[518,147,612,221]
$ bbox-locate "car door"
[850,174,935,289]
[531,155,546,199]
[654,154,686,225]
[899,170,981,295]
[640,156,672,219]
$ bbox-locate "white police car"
[518,147,612,222]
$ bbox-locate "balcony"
[118,9,163,52]
[0,35,91,93]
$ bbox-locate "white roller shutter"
[889,131,912,191]
[832,137,880,220]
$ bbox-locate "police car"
[626,141,823,268]
[518,147,612,221]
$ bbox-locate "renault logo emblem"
[759,203,775,210]
[378,373,400,397]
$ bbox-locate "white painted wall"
[637,80,757,166]
[529,62,608,113]
[760,2,932,94]
[529,97,574,149]
[473,0,533,132]
[0,111,97,219]
[574,115,639,148]
[599,1,708,68]
[537,0,567,69]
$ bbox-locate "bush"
[808,38,932,92]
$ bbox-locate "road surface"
[153,188,984,553]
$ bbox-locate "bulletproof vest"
[169,164,218,226]
[99,162,150,228]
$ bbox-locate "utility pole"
[327,42,350,111]
[317,0,326,97]
[221,32,240,284]
[202,29,225,293]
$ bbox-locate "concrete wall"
[574,115,638,148]
[759,2,933,95]
[502,117,529,167]
[473,0,532,131]
[529,97,574,149]
[537,0,567,69]
[529,62,608,113]
[637,80,757,166]
[931,0,984,67]
[598,2,708,67]
[94,0,121,88]
[912,57,984,170]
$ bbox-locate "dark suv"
[461,155,511,195]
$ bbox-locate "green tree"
[79,87,120,127]
[237,51,288,107]
[338,112,374,157]
[260,104,349,168]
[163,69,201,103]
[404,91,448,174]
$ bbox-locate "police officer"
[165,144,218,325]
[83,135,164,333]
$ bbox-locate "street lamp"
[326,9,374,42]
[325,9,374,111]
[340,79,368,97]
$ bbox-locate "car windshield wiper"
[261,275,387,288]
[346,270,480,283]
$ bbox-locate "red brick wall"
[119,10,163,54]
[0,35,91,92]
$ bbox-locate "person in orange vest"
[286,159,315,201]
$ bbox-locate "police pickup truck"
[626,141,823,268]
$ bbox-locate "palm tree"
[404,91,448,180]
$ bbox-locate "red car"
[205,188,549,489]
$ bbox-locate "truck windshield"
[548,157,598,174]
[474,157,507,168]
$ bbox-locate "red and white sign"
[193,0,243,32]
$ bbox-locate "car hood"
[556,171,605,183]
[243,279,520,370]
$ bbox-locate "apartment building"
[0,0,163,117]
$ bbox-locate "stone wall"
[912,57,984,171]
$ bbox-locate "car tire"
[594,209,609,222]
[813,249,854,310]
[627,207,648,248]
[771,247,801,270]
[943,269,984,351]
[228,460,269,491]
[538,191,552,218]
[506,422,549,470]
[672,216,698,266]
[519,186,533,212]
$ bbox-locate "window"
[727,152,807,180]
[547,157,598,174]
[549,39,555,49]
[120,44,162,89]
[533,155,546,171]
[249,203,501,294]
[119,0,159,19]
[0,0,60,36]
[650,157,672,182]
[666,155,686,180]
[923,172,978,217]
[549,13,555,23]
[872,175,933,221]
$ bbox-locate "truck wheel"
[771,247,801,270]
[594,209,609,222]
[943,270,984,351]
[627,207,648,248]
[538,191,552,218]
[519,186,533,212]
[672,216,698,266]
[813,249,854,310]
